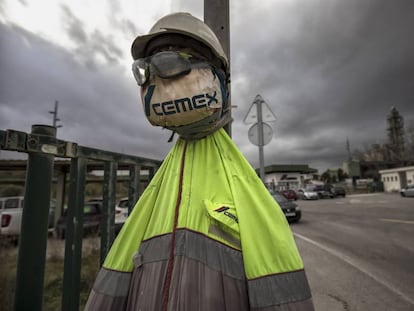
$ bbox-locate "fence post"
[14,125,56,311]
[129,164,141,214]
[100,161,117,264]
[62,156,87,311]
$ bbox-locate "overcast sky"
[1,0,413,173]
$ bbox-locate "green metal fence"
[0,125,161,311]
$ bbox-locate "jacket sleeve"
[216,131,315,310]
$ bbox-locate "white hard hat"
[131,12,229,75]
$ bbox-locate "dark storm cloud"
[171,0,202,18]
[231,0,414,170]
[60,4,124,67]
[122,19,139,39]
[2,0,414,174]
[17,0,27,6]
[60,5,88,44]
[0,22,171,160]
[0,2,5,16]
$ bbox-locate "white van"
[1,196,55,240]
[0,196,25,242]
[0,196,24,210]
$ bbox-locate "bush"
[1,185,24,197]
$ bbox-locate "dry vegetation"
[0,236,101,311]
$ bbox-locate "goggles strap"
[212,67,229,113]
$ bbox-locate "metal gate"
[0,125,161,311]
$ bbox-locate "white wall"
[381,172,401,192]
[407,170,414,185]
[379,166,414,192]
[265,172,302,190]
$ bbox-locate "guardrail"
[0,125,161,311]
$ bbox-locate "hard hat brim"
[131,12,229,75]
[131,29,170,60]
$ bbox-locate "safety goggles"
[132,51,208,86]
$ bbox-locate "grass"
[0,236,101,311]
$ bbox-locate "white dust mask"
[141,66,224,128]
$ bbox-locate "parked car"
[115,197,130,232]
[297,188,319,200]
[1,196,55,244]
[0,196,24,210]
[400,185,414,197]
[116,197,129,208]
[271,192,301,222]
[0,196,24,244]
[329,186,346,198]
[318,190,334,199]
[280,189,298,201]
[86,197,129,233]
[306,185,333,199]
[56,201,102,239]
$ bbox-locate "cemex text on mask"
[144,84,219,117]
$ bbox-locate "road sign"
[248,122,273,146]
[244,94,276,182]
[243,94,276,124]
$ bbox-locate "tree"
[1,185,24,197]
[337,168,348,182]
[320,170,331,183]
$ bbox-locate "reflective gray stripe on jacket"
[86,229,313,310]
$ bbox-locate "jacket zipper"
[161,141,188,311]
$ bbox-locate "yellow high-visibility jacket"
[85,129,314,311]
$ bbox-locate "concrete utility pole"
[204,0,231,137]
[49,100,62,128]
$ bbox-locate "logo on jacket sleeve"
[214,206,238,223]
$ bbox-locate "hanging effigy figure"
[85,12,315,311]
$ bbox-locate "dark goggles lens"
[132,51,196,86]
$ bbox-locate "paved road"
[290,193,414,311]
